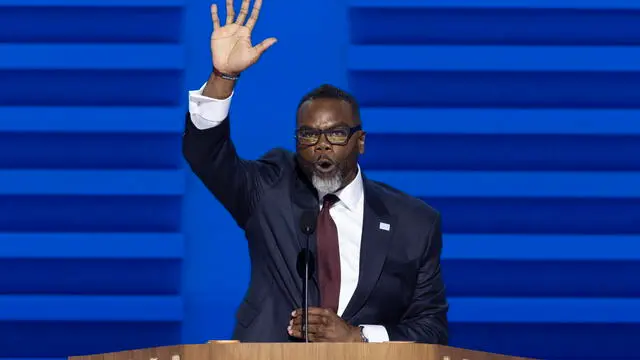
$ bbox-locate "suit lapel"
[341,178,395,321]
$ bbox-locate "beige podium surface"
[69,341,534,360]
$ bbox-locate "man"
[183,0,448,344]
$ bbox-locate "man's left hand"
[288,307,362,342]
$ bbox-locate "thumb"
[254,37,278,56]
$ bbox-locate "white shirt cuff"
[187,82,233,130]
[360,324,389,342]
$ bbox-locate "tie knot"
[323,194,339,208]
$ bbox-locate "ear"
[358,131,366,154]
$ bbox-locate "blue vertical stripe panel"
[0,0,184,5]
[348,45,640,71]
[349,2,640,47]
[0,170,185,195]
[0,233,184,259]
[349,1,640,359]
[0,107,185,132]
[367,171,640,198]
[0,295,183,321]
[348,0,640,9]
[360,108,640,134]
[0,0,186,357]
[442,234,640,261]
[0,45,184,70]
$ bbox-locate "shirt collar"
[318,164,364,211]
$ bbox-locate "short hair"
[296,84,361,124]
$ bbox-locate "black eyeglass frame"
[294,125,363,146]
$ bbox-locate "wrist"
[202,71,236,100]
[352,325,365,343]
[213,67,241,80]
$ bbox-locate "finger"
[312,307,333,315]
[291,307,327,321]
[290,328,319,340]
[297,307,334,317]
[225,0,235,25]
[210,4,221,30]
[235,0,250,24]
[245,0,262,31]
[288,323,323,339]
[254,37,277,56]
[288,327,304,339]
[291,313,326,327]
[291,307,326,318]
[306,323,327,335]
[307,325,328,342]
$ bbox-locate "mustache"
[314,155,335,164]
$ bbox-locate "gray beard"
[311,172,343,194]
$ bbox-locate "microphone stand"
[298,210,315,344]
[304,231,310,343]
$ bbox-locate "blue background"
[1,0,639,359]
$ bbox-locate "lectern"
[69,342,534,360]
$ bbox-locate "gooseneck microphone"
[297,210,316,343]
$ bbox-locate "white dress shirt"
[188,83,389,342]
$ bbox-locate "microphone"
[297,210,316,342]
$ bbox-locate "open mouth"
[314,158,336,173]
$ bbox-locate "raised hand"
[210,0,277,75]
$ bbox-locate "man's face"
[295,98,365,194]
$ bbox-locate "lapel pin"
[379,222,390,231]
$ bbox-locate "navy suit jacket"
[182,113,448,343]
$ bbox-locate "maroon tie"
[316,194,341,313]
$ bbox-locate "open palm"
[210,0,277,75]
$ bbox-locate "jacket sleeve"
[386,213,449,344]
[182,112,285,229]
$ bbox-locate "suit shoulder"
[254,147,296,187]
[369,178,440,221]
[257,147,296,167]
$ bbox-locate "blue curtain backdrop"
[1,0,639,359]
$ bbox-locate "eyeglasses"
[295,125,362,146]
